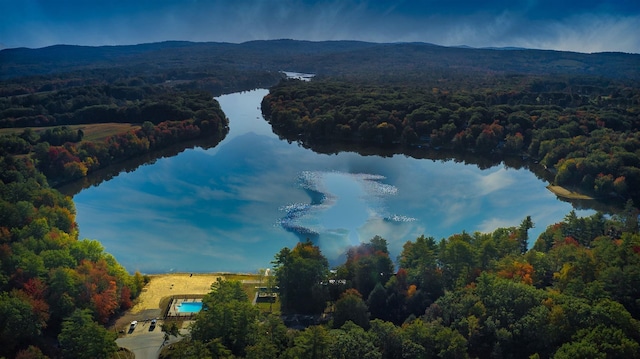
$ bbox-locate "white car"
[129,321,137,330]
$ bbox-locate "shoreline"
[546,185,594,200]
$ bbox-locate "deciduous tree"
[57,309,117,359]
[273,240,329,315]
[333,289,370,330]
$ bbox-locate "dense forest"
[0,84,229,186]
[0,153,147,357]
[1,39,640,358]
[164,210,640,358]
[262,78,640,205]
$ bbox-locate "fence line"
[163,295,206,319]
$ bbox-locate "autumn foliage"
[0,155,144,357]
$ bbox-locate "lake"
[73,89,592,273]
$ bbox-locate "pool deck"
[166,298,203,318]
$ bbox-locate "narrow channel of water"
[73,89,592,273]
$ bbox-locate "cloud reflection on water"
[73,89,593,273]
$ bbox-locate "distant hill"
[1,40,639,81]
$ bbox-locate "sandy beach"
[131,273,223,313]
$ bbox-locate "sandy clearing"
[131,273,223,313]
[547,185,594,200]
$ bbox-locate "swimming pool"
[177,301,203,313]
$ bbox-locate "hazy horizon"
[2,0,639,54]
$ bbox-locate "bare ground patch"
[132,273,223,313]
[547,185,594,200]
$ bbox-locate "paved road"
[116,320,187,359]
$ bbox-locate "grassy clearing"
[76,123,140,142]
[222,273,262,281]
[0,123,140,142]
[225,273,280,314]
[256,299,281,314]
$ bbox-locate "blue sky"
[1,0,639,53]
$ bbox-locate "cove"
[73,89,592,273]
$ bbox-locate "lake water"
[73,89,592,273]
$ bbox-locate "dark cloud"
[1,0,638,53]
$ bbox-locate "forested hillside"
[3,40,639,82]
[0,154,147,357]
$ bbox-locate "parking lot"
[113,273,223,358]
[117,319,187,359]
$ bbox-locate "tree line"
[0,83,227,129]
[262,78,640,205]
[0,87,228,185]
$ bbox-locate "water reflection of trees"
[57,135,224,196]
[278,135,620,213]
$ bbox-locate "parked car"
[129,321,137,331]
[149,319,157,330]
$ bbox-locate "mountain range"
[2,40,639,81]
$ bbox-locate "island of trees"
[1,39,639,358]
